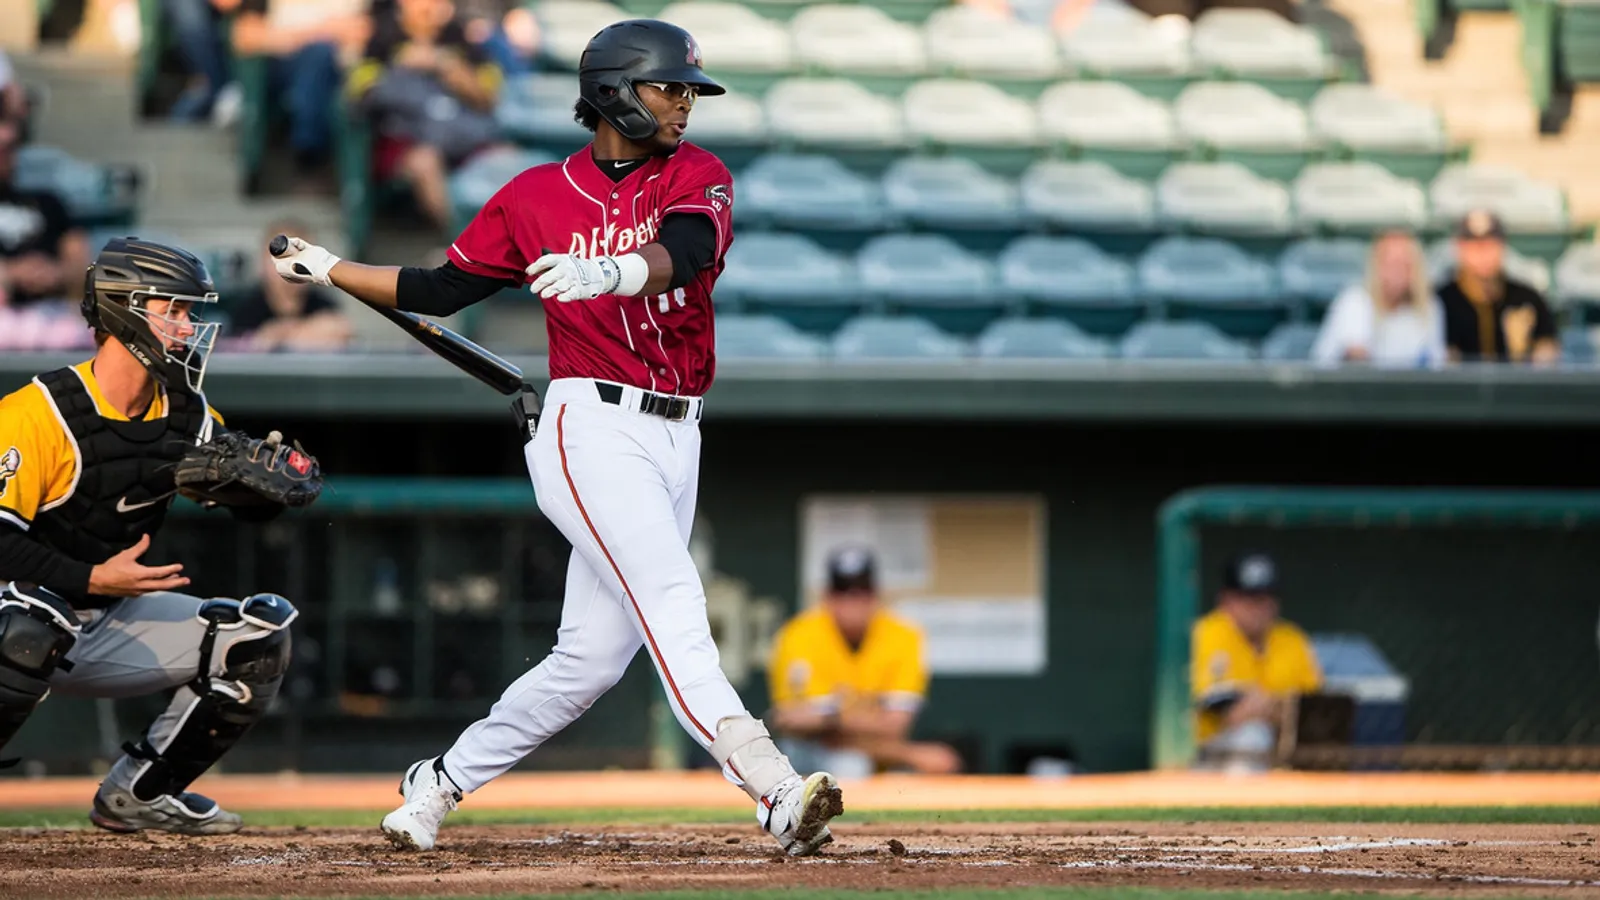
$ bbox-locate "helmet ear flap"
[80,263,102,331]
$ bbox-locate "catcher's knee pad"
[0,584,79,758]
[126,593,295,800]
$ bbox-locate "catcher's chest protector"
[30,367,207,607]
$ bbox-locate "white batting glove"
[273,236,341,287]
[525,253,620,303]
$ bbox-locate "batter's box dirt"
[2,822,1599,899]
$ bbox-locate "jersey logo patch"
[705,184,731,206]
[0,447,18,499]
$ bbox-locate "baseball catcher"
[0,237,322,834]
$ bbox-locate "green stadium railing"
[1150,485,1600,770]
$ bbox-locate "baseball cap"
[1222,551,1279,596]
[826,546,877,595]
[1455,208,1506,241]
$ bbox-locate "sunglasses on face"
[639,81,699,103]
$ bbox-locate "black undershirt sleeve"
[659,213,718,292]
[396,215,716,312]
[0,529,93,599]
[396,262,519,317]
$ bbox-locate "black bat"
[269,233,526,397]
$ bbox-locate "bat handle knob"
[269,234,290,257]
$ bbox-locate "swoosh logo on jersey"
[116,491,176,514]
[612,161,631,168]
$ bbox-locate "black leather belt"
[595,382,699,422]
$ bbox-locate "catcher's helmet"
[578,19,725,143]
[82,237,221,394]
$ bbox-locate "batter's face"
[636,81,697,153]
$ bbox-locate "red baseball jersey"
[447,143,735,397]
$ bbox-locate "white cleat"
[761,771,844,857]
[380,757,461,851]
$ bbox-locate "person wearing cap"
[1190,552,1322,772]
[766,547,963,777]
[1436,209,1560,365]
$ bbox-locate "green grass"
[11,804,1600,829]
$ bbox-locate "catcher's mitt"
[174,430,323,509]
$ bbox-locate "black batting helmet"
[578,19,725,143]
[82,237,221,393]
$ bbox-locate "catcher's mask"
[578,19,725,143]
[82,237,221,394]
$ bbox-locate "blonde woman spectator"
[1311,230,1446,369]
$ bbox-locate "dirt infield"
[4,821,1600,899]
[7,772,1600,898]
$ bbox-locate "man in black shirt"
[0,121,90,307]
[1436,209,1560,365]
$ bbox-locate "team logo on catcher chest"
[0,447,19,500]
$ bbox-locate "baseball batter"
[270,19,845,855]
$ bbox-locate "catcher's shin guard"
[0,585,78,760]
[123,594,295,800]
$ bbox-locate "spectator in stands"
[1437,210,1560,366]
[229,220,354,351]
[346,0,507,233]
[1311,230,1446,369]
[0,120,93,349]
[228,0,371,175]
[371,0,542,75]
[0,50,29,128]
[1190,552,1322,773]
[159,0,236,122]
[767,546,964,778]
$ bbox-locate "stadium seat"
[1426,239,1554,295]
[924,6,1062,94]
[535,0,630,70]
[1173,81,1315,181]
[975,317,1115,359]
[1276,238,1369,315]
[1037,82,1182,180]
[1293,162,1429,233]
[1555,242,1600,323]
[1260,322,1322,361]
[14,145,138,227]
[736,153,892,242]
[716,232,862,332]
[1560,327,1597,367]
[832,315,969,360]
[1058,6,1193,100]
[857,234,1004,335]
[714,314,831,359]
[497,74,592,153]
[1156,162,1293,235]
[659,1,796,93]
[1308,84,1452,183]
[763,78,907,160]
[902,79,1043,174]
[1428,164,1570,238]
[999,236,1145,336]
[1190,8,1332,100]
[448,146,558,231]
[791,5,928,91]
[1118,320,1253,361]
[1138,236,1286,338]
[679,88,768,168]
[1019,160,1157,232]
[882,156,1022,237]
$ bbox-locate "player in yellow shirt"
[1190,552,1322,772]
[767,547,962,777]
[0,237,320,834]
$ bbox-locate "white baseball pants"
[441,378,749,792]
